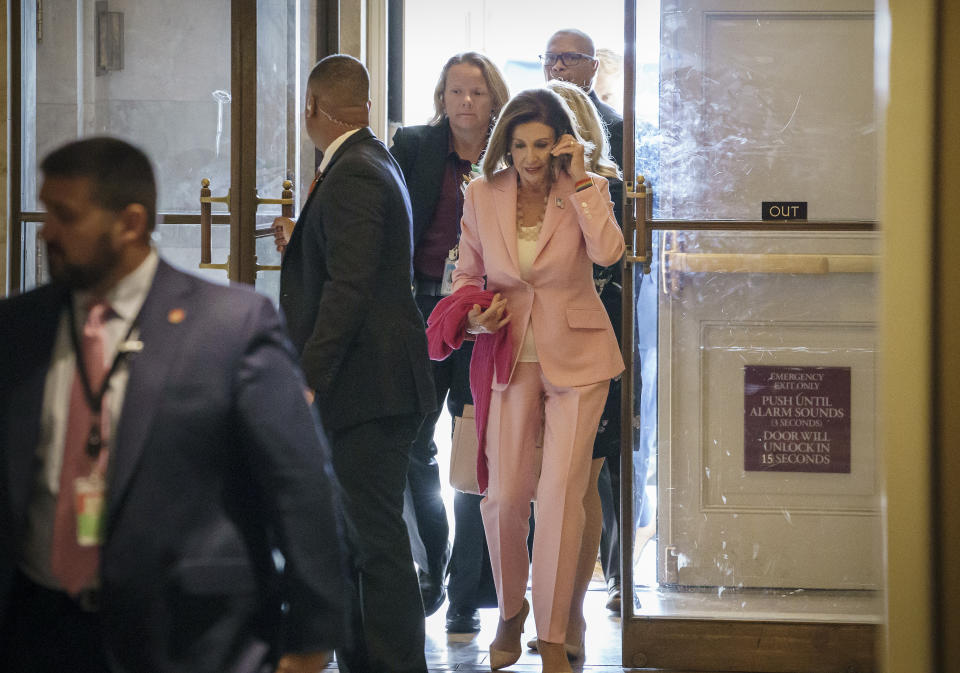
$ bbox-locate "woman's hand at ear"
[551,133,588,183]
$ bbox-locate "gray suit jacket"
[0,261,349,672]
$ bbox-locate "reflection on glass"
[630,2,882,625]
[28,3,232,213]
[254,0,316,302]
[212,89,232,157]
[21,0,232,285]
[655,5,875,221]
[20,0,316,298]
[21,222,44,291]
[633,230,881,623]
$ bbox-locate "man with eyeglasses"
[542,27,627,619]
[541,29,623,183]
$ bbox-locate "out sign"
[762,201,808,220]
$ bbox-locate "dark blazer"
[389,119,453,250]
[0,260,348,672]
[589,89,624,225]
[279,127,436,432]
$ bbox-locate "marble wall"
[32,0,233,213]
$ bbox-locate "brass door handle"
[623,175,652,271]
[254,179,294,208]
[199,178,230,267]
[199,256,230,272]
[199,179,296,274]
[624,173,649,201]
[254,180,295,239]
[663,252,879,274]
[253,255,280,272]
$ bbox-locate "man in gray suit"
[0,137,348,673]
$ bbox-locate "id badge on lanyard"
[440,245,458,296]
[443,162,479,296]
[74,472,107,546]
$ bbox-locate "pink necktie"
[51,299,111,596]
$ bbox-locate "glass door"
[619,0,882,670]
[390,3,883,668]
[10,0,320,299]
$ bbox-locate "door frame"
[8,0,22,292]
[230,0,259,284]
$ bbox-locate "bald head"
[304,54,371,149]
[546,29,595,57]
[543,29,600,92]
[308,54,370,108]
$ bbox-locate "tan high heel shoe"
[525,629,584,661]
[537,639,573,673]
[489,598,530,670]
[564,622,585,661]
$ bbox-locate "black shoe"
[605,577,621,613]
[418,568,446,617]
[445,605,481,635]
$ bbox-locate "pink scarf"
[426,287,512,493]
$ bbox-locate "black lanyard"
[66,297,139,458]
[456,150,484,243]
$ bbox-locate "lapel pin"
[555,197,564,209]
[118,340,144,353]
[167,308,186,324]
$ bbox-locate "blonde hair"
[481,88,592,181]
[430,52,510,127]
[545,79,620,180]
[594,47,624,109]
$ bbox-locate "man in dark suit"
[277,54,436,673]
[543,27,627,613]
[0,137,348,673]
[388,51,508,633]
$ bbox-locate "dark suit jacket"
[0,261,348,673]
[389,119,453,251]
[279,127,436,432]
[589,89,624,225]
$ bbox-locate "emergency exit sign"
[762,201,808,220]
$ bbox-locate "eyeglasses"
[539,52,595,67]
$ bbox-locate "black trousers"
[330,413,427,673]
[1,571,110,673]
[446,492,498,612]
[598,456,622,583]
[596,280,623,585]
[405,294,472,581]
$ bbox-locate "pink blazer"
[453,167,626,390]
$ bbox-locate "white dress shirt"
[20,249,159,589]
[318,128,362,175]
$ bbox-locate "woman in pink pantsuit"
[452,88,624,673]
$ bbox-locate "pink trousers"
[480,362,609,643]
